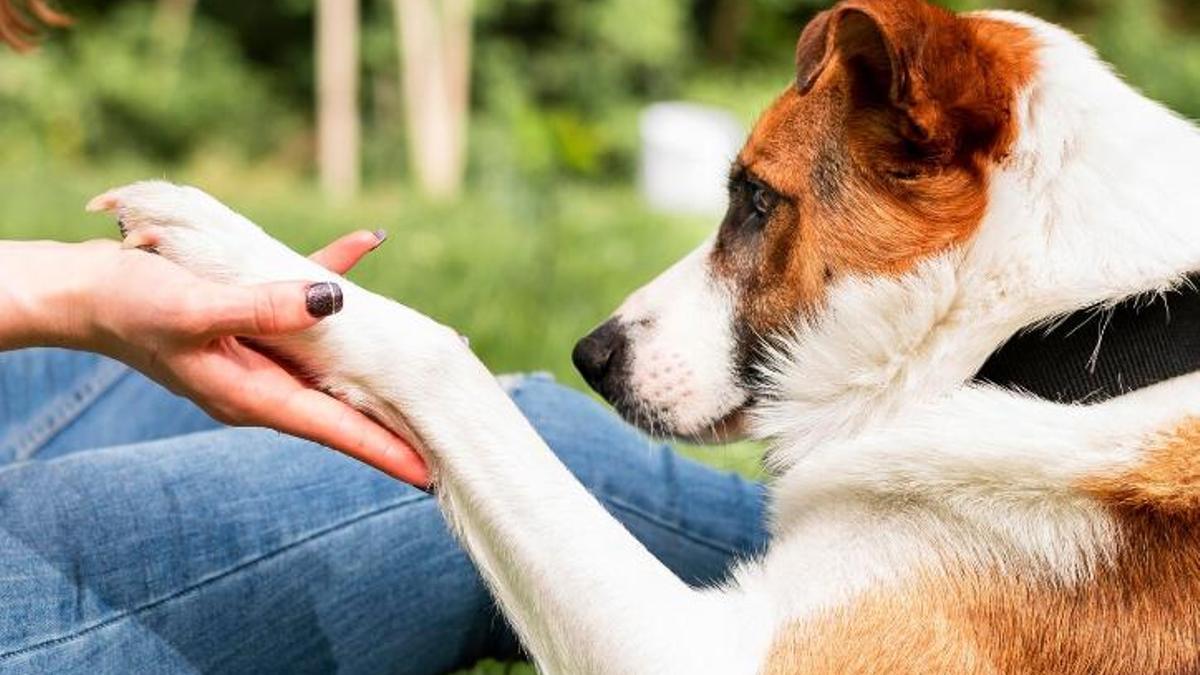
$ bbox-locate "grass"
[1,157,767,673]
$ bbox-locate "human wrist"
[0,241,107,350]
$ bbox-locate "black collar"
[973,277,1200,404]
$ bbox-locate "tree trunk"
[706,0,751,64]
[317,0,362,201]
[153,0,198,46]
[393,0,472,200]
[152,0,198,60]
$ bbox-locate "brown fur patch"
[1082,417,1200,514]
[762,420,1200,674]
[712,0,1038,342]
[763,529,1200,674]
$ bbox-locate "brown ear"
[795,0,1015,163]
[795,9,837,96]
[796,1,923,97]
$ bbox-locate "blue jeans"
[0,349,767,674]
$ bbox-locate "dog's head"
[574,0,1036,441]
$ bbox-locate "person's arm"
[0,236,429,487]
[0,240,94,349]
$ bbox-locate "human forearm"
[0,240,101,351]
[0,218,428,484]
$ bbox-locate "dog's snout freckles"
[572,318,630,399]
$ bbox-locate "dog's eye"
[747,182,775,225]
[753,185,770,213]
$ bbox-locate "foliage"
[453,659,537,675]
[0,3,294,165]
[12,0,1200,183]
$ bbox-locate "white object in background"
[639,102,745,216]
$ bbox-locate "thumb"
[202,280,344,337]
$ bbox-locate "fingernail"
[372,228,388,248]
[306,282,344,318]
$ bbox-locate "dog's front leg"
[90,182,771,675]
[415,357,770,673]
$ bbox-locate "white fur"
[88,9,1200,672]
[740,11,1200,633]
[612,240,747,439]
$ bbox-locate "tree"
[152,0,197,59]
[392,0,472,200]
[316,0,361,200]
[706,0,751,64]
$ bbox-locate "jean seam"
[0,493,432,663]
[601,493,748,557]
[3,359,132,463]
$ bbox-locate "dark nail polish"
[372,228,388,248]
[306,282,344,318]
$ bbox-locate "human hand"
[0,232,430,487]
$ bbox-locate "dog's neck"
[974,276,1200,402]
[756,13,1200,470]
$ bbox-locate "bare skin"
[0,231,430,487]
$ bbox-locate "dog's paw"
[87,181,308,285]
[88,181,474,418]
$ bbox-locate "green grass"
[1,157,766,673]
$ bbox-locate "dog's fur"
[89,1,1200,671]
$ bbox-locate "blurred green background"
[2,1,1199,671]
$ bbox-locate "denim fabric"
[0,349,768,674]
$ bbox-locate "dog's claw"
[85,191,119,214]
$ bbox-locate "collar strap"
[973,277,1200,404]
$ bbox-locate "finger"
[309,229,386,274]
[260,388,431,487]
[202,280,344,337]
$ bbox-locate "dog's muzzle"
[572,318,630,401]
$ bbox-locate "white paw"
[88,180,476,424]
[87,180,316,286]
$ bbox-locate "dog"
[88,0,1200,671]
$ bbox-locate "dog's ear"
[796,0,1019,164]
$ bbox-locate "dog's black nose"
[572,318,628,396]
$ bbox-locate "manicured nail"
[372,228,388,248]
[306,282,344,318]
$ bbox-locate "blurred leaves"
[0,3,290,164]
[592,0,688,66]
[6,0,1200,188]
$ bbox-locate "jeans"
[0,349,768,674]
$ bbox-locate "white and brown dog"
[89,0,1200,671]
